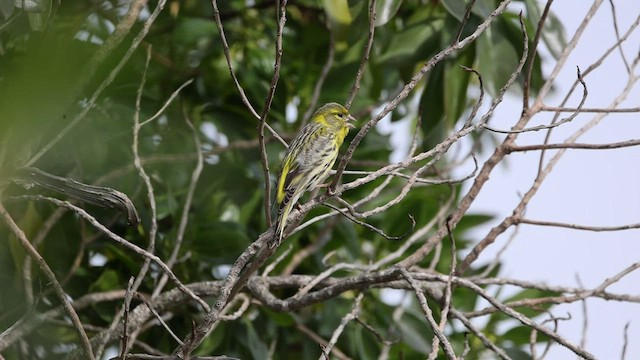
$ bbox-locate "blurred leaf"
[262,308,295,327]
[378,19,444,64]
[441,0,494,21]
[444,46,475,127]
[477,26,519,96]
[541,12,567,60]
[192,221,250,263]
[174,17,219,45]
[0,0,14,18]
[397,309,432,354]
[420,61,445,148]
[375,0,403,26]
[503,325,549,345]
[523,0,567,60]
[90,269,120,292]
[243,318,270,359]
[8,202,42,277]
[324,0,352,24]
[454,214,493,234]
[505,346,535,360]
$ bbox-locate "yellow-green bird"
[272,102,356,246]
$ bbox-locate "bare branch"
[518,218,640,232]
[120,277,136,357]
[507,138,640,152]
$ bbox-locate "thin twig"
[257,0,288,227]
[398,10,529,270]
[518,218,640,232]
[523,0,554,110]
[488,66,587,134]
[295,323,352,360]
[449,308,512,360]
[139,79,194,126]
[345,0,376,109]
[120,277,136,357]
[607,0,630,73]
[541,105,640,113]
[575,275,589,356]
[621,322,630,360]
[507,138,640,152]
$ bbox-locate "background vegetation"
[0,0,637,359]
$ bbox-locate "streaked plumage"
[272,102,356,246]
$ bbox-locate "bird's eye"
[337,113,344,118]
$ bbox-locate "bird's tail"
[271,200,293,248]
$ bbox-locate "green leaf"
[523,0,567,60]
[375,0,403,26]
[444,46,475,127]
[323,0,352,24]
[378,19,444,64]
[541,12,568,60]
[476,26,519,97]
[262,308,295,327]
[8,202,42,279]
[397,309,432,354]
[0,0,14,18]
[90,269,120,292]
[191,221,250,263]
[420,61,445,148]
[503,325,549,345]
[243,318,270,359]
[441,0,494,21]
[505,289,561,318]
[174,17,219,46]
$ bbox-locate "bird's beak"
[346,114,356,129]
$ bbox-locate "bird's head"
[312,102,356,130]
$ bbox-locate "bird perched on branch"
[272,102,356,246]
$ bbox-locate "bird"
[272,102,356,246]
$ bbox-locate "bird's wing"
[275,122,323,205]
